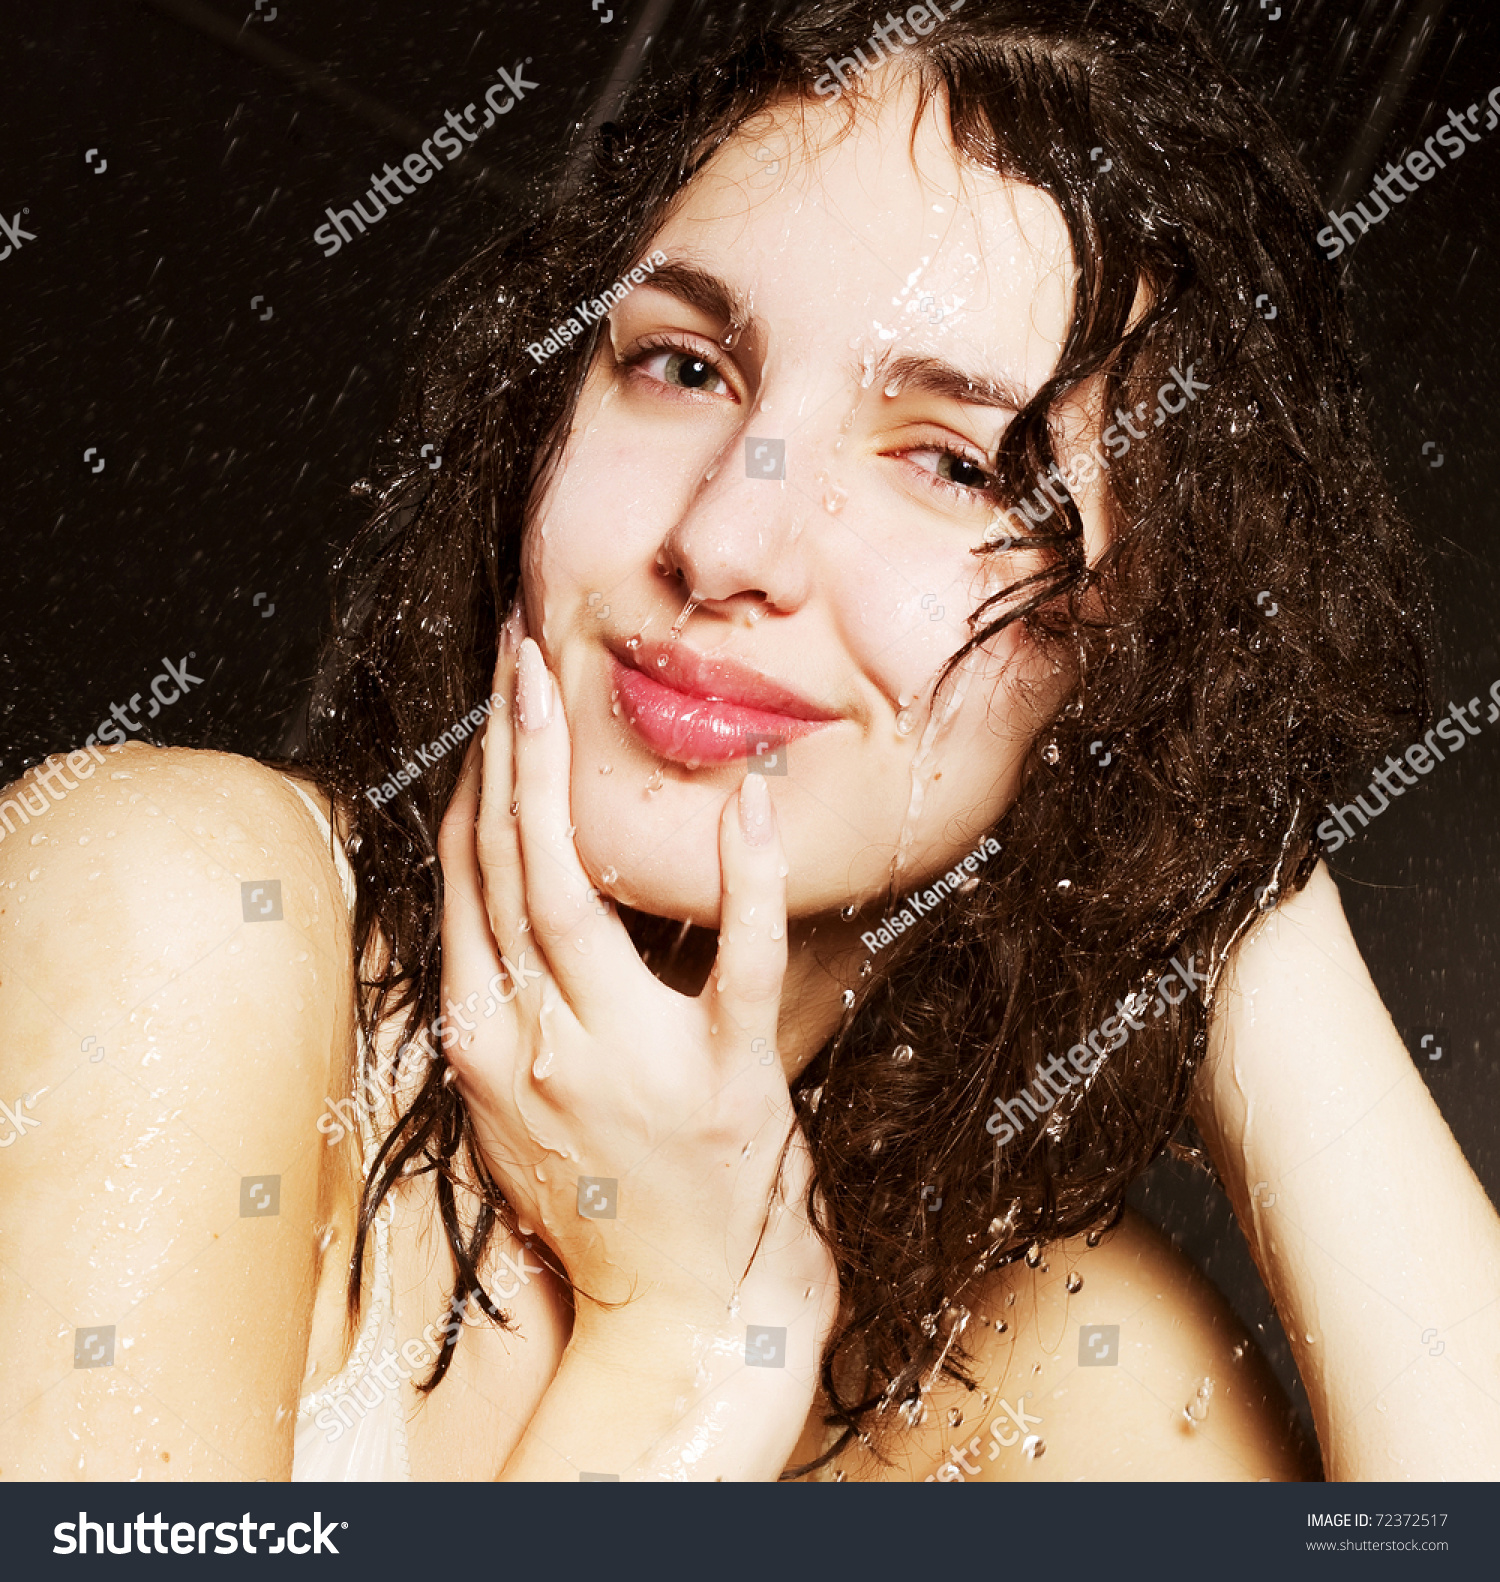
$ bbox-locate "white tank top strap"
[279,774,359,915]
[281,771,412,1481]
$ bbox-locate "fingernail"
[517,638,554,732]
[739,771,772,845]
[501,603,525,652]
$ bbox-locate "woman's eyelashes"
[621,335,739,401]
[897,441,1005,505]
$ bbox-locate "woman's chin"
[570,815,723,930]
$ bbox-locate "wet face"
[524,70,1108,928]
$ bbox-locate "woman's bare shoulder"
[0,743,357,1477]
[0,741,351,948]
[843,1208,1316,1483]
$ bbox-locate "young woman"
[4,0,1498,1482]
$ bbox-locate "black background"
[3,0,1497,1439]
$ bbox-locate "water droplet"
[1065,1272,1083,1294]
[29,832,47,846]
[1304,1332,1315,1344]
[770,921,784,941]
[1056,878,1073,891]
[599,762,613,773]
[27,867,40,882]
[1183,1376,1214,1425]
[1231,1341,1246,1363]
[741,1140,754,1160]
[1022,1435,1045,1459]
[625,635,642,650]
[533,1050,554,1079]
[991,1317,1008,1334]
[1085,1229,1103,1248]
[534,1164,547,1183]
[841,988,855,1008]
[1024,1242,1043,1268]
[1041,742,1060,765]
[840,903,856,919]
[946,1406,963,1428]
[509,799,520,817]
[892,1044,914,1065]
[610,699,622,717]
[895,709,917,735]
[823,485,847,515]
[882,379,904,399]
[644,769,664,795]
[442,1066,458,1086]
[600,866,618,885]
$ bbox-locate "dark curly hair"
[292,0,1427,1472]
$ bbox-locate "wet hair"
[296,0,1427,1469]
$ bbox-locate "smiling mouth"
[607,639,840,767]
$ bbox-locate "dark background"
[3,0,1497,1439]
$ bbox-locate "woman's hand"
[434,619,837,1476]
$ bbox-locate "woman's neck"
[619,906,872,1081]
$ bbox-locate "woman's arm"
[1192,861,1500,1480]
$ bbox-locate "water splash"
[668,594,704,640]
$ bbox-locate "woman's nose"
[655,440,813,619]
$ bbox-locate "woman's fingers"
[511,637,643,1017]
[709,772,788,1071]
[471,609,527,959]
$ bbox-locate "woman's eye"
[636,347,731,395]
[905,446,997,497]
[936,452,992,490]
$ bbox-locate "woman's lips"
[608,642,839,767]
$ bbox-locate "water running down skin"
[3,62,1499,1482]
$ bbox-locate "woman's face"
[525,71,1108,927]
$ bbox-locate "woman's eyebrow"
[881,353,1030,413]
[634,260,748,331]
